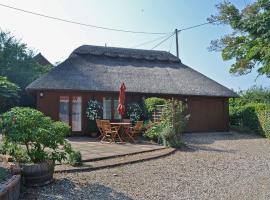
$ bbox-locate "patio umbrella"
[117,83,126,119]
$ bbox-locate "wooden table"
[110,122,134,142]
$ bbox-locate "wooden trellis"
[152,105,165,122]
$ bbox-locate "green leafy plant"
[126,103,143,122]
[230,102,270,138]
[0,138,30,163]
[144,97,166,118]
[67,151,82,166]
[0,31,53,108]
[86,100,103,133]
[162,100,190,137]
[208,0,270,77]
[0,76,20,112]
[0,107,72,163]
[86,100,103,120]
[145,99,189,148]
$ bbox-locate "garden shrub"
[144,97,166,118]
[145,99,189,148]
[0,76,20,113]
[67,150,82,166]
[144,122,164,142]
[0,138,30,163]
[126,103,143,122]
[229,103,270,138]
[0,107,73,163]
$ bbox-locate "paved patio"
[66,137,165,161]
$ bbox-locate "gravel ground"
[21,132,270,200]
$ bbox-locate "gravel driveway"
[21,132,270,200]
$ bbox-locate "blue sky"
[0,0,268,91]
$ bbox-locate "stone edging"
[0,174,21,200]
[55,148,176,173]
[81,146,167,162]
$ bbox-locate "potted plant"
[126,103,143,123]
[0,107,71,187]
[86,100,103,137]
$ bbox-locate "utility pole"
[175,29,179,58]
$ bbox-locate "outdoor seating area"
[96,119,144,143]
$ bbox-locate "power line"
[168,34,174,52]
[178,21,214,32]
[151,33,174,50]
[0,3,168,35]
[131,33,173,48]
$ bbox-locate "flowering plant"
[86,100,103,120]
[126,103,143,122]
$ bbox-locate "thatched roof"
[34,53,53,66]
[27,45,237,97]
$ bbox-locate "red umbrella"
[117,83,126,118]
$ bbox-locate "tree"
[208,0,270,77]
[0,76,20,112]
[0,31,52,107]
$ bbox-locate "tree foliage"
[0,76,20,112]
[0,107,71,163]
[0,31,52,107]
[208,0,270,77]
[230,85,270,107]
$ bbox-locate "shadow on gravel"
[181,145,236,154]
[21,179,133,200]
[182,131,261,145]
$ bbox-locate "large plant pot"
[20,160,54,187]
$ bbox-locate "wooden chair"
[96,119,105,140]
[129,121,144,139]
[100,120,122,143]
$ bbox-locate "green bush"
[229,103,270,138]
[144,97,166,118]
[0,138,30,163]
[0,107,72,163]
[144,122,164,142]
[145,99,189,148]
[0,76,20,113]
[67,150,82,166]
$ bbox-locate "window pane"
[114,99,121,120]
[72,96,82,132]
[59,96,69,124]
[103,97,111,119]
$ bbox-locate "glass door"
[72,96,82,132]
[59,96,69,124]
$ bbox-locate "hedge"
[229,103,270,138]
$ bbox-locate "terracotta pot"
[20,160,54,187]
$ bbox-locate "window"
[114,99,121,120]
[72,96,82,132]
[103,97,111,119]
[59,96,69,124]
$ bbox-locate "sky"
[0,0,268,91]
